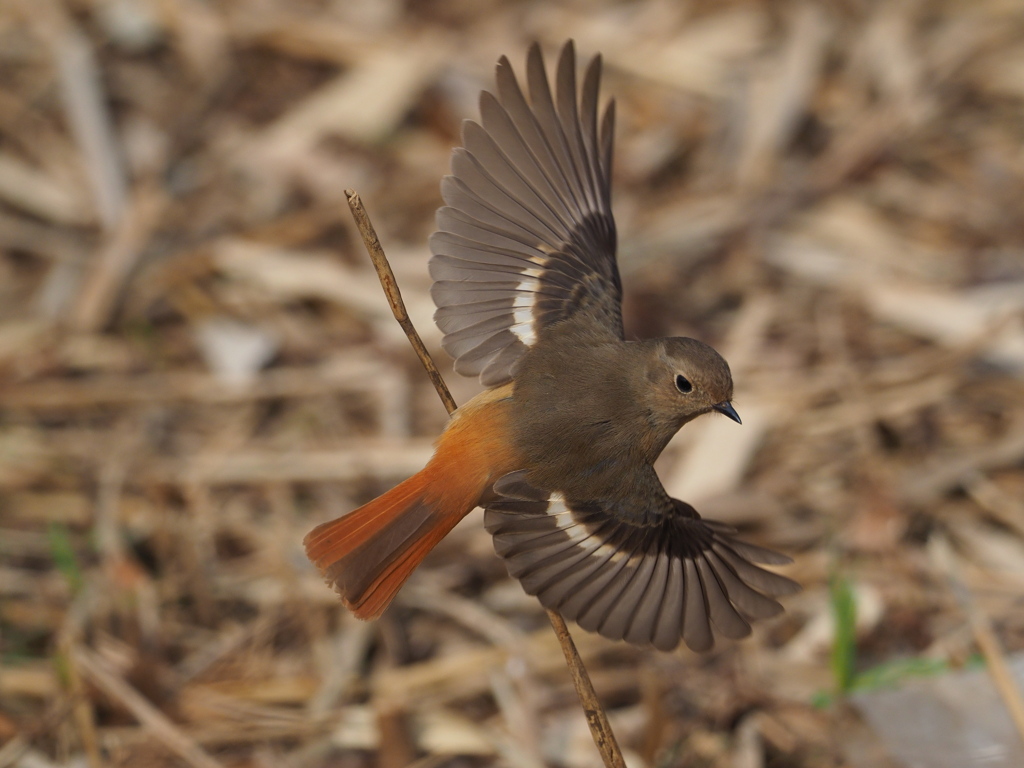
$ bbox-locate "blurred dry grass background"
[2,0,1024,766]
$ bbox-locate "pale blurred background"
[2,1,1024,767]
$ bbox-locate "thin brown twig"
[545,610,626,767]
[345,190,457,414]
[72,646,225,768]
[345,190,625,768]
[59,638,103,768]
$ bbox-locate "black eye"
[675,375,693,393]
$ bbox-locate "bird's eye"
[675,375,693,394]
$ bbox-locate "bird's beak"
[713,401,741,424]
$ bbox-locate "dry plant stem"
[61,639,103,768]
[546,610,626,768]
[934,536,1024,745]
[72,647,225,768]
[971,613,1024,745]
[345,190,625,768]
[345,189,457,414]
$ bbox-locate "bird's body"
[305,41,797,651]
[510,324,732,503]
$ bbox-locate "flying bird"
[305,40,798,652]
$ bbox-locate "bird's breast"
[507,338,649,499]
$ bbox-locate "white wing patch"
[511,275,541,346]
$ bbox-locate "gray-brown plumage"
[305,40,795,653]
[427,40,798,652]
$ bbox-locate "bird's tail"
[304,385,516,619]
[304,469,473,619]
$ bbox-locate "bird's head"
[635,337,739,456]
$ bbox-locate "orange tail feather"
[304,471,468,619]
[304,385,518,620]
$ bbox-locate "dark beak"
[713,401,741,424]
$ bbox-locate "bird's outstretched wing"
[484,471,800,652]
[429,40,621,387]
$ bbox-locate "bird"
[304,40,798,652]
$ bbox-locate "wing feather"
[430,41,620,387]
[484,478,799,652]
